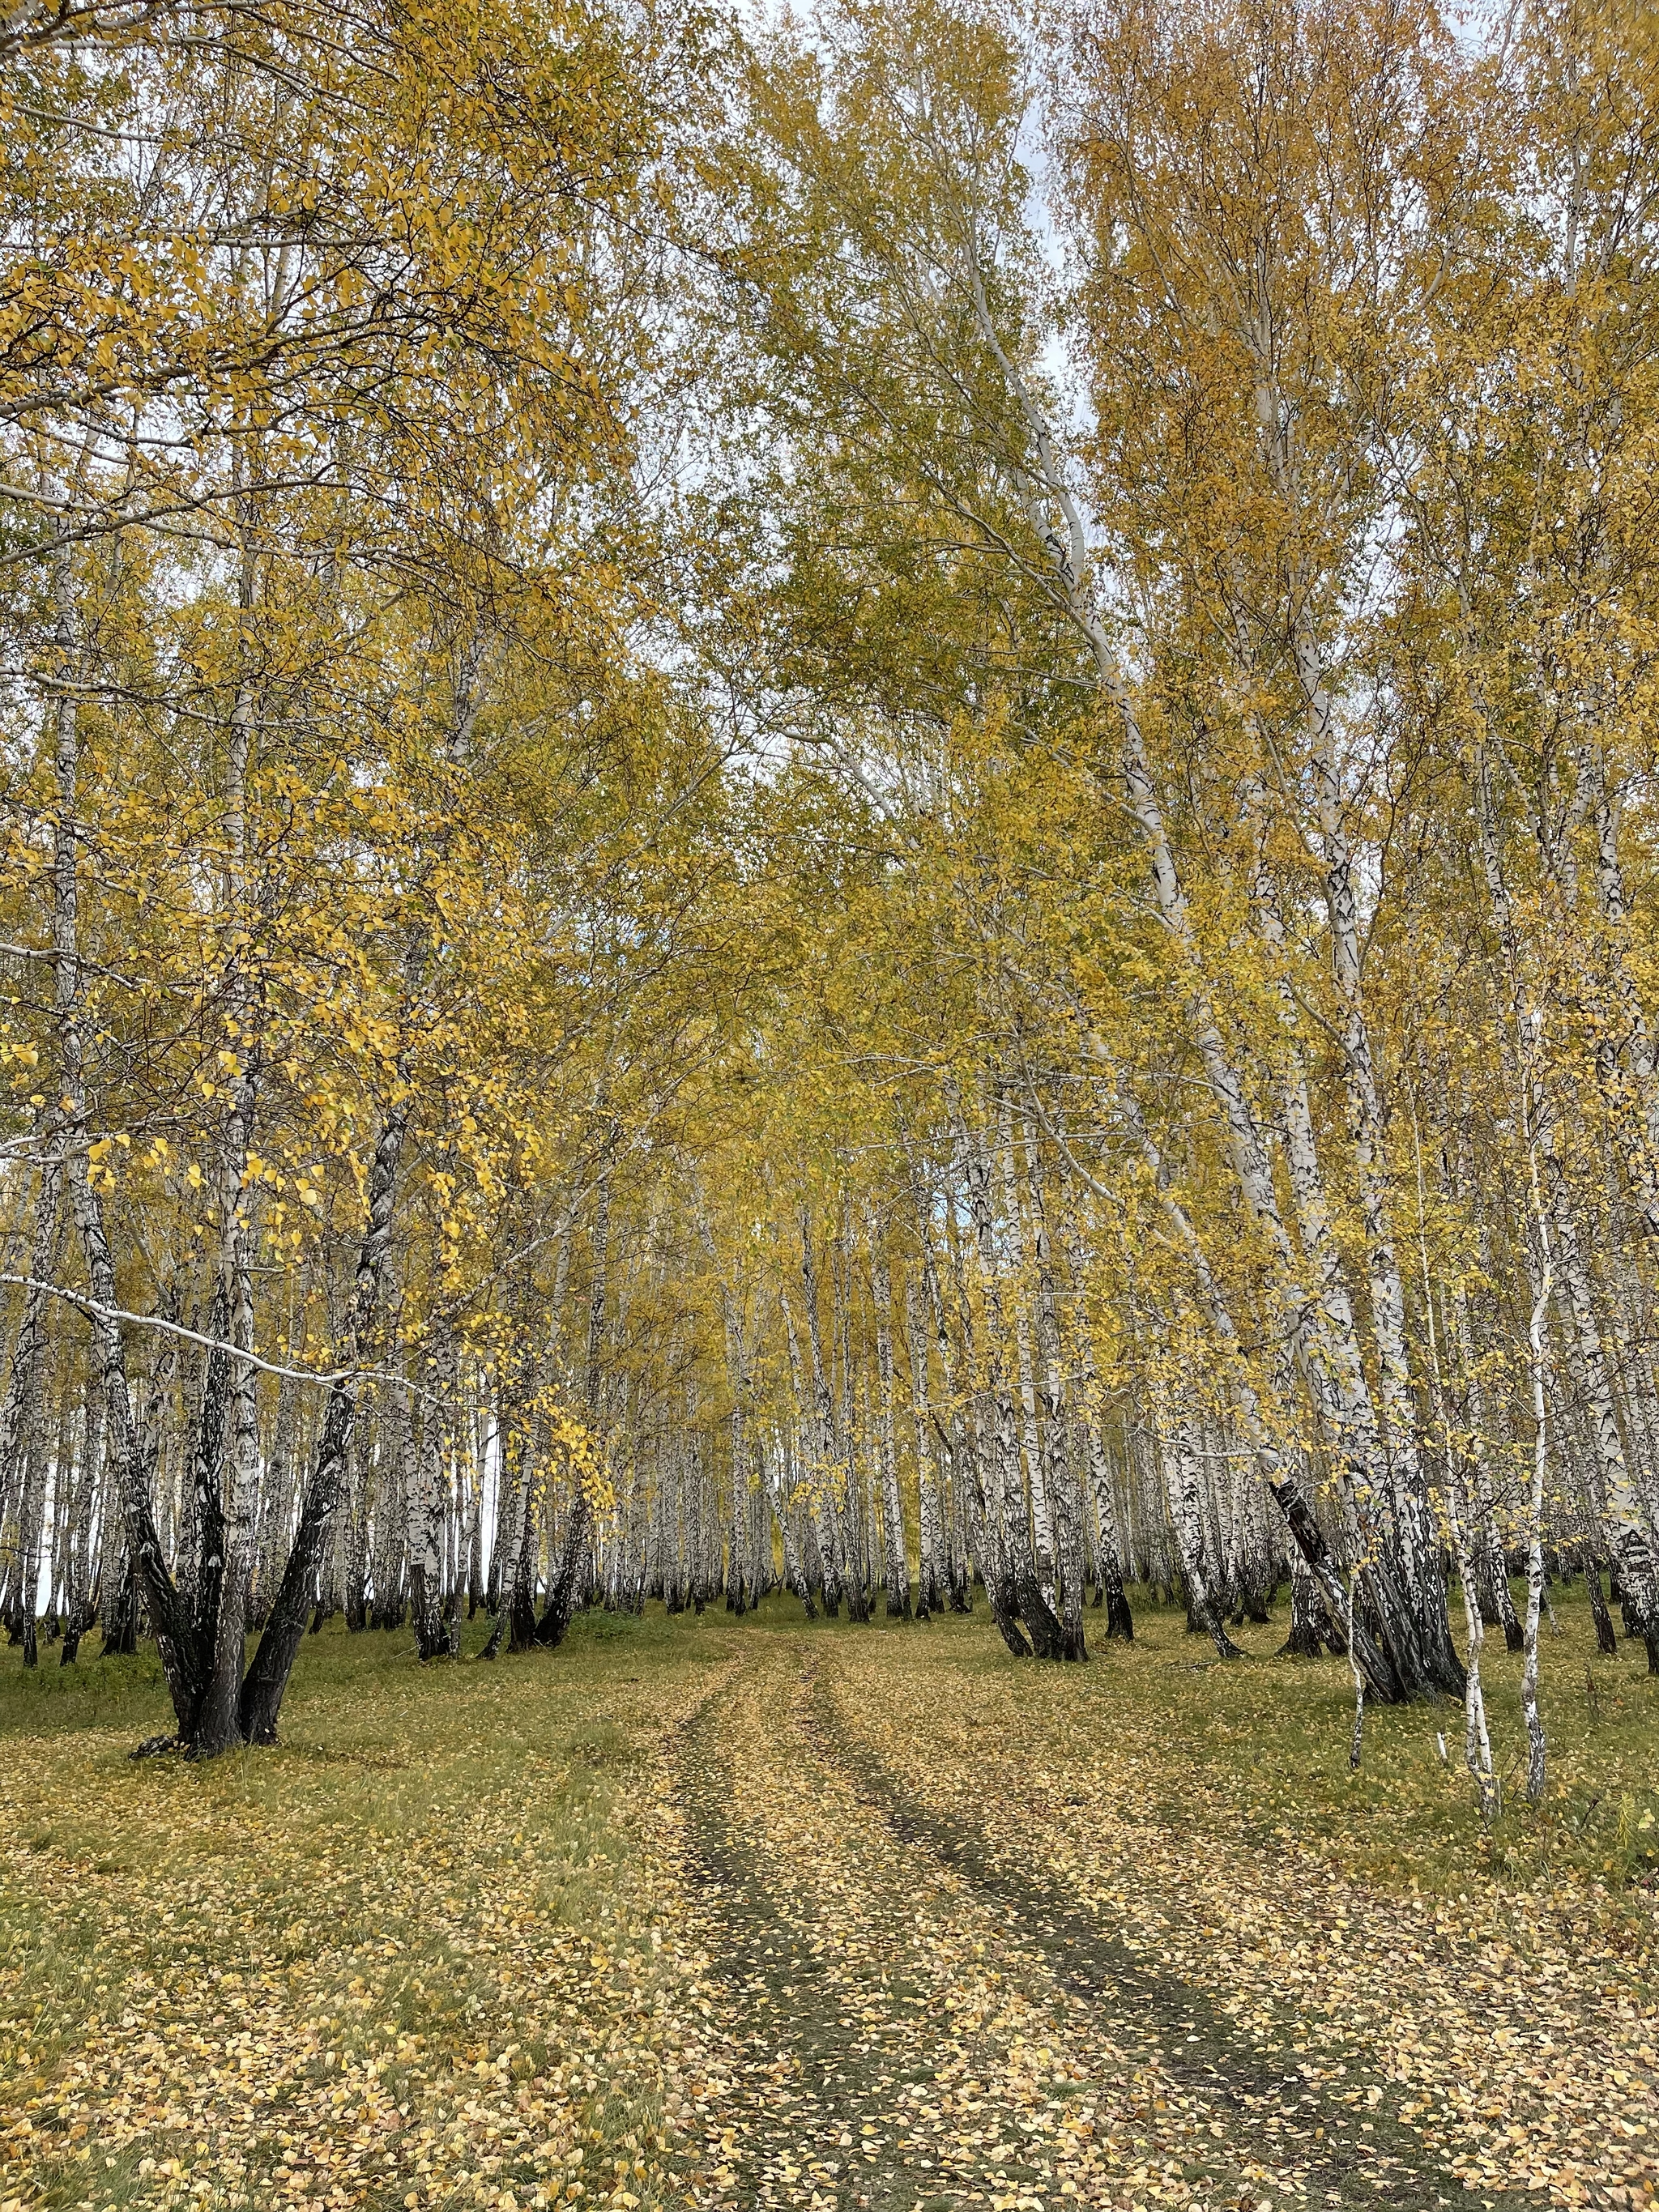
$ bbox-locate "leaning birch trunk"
[237,1093,411,1741]
[1282,1549,1330,1658]
[1250,814,1461,1690]
[1474,742,1659,1670]
[249,632,491,1715]
[44,562,198,1728]
[957,266,1458,1694]
[1267,1004,1444,1663]
[1259,390,1453,1681]
[1098,1069,1410,1696]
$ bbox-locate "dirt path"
[666,1634,1540,2212]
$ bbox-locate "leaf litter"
[1,1606,1653,2212]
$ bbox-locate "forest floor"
[0,1593,1655,2212]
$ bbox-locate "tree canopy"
[2,0,1659,1810]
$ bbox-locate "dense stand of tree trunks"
[3,0,1659,1818]
[6,1119,1648,1762]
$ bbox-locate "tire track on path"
[667,1652,947,2212]
[666,1634,1542,2212]
[801,1647,1539,2212]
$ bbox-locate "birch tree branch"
[0,1273,448,1409]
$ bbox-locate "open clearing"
[2,1599,1655,2212]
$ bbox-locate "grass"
[0,1607,729,2212]
[0,1579,1654,2212]
[702,1576,1659,1912]
[1084,1580,1659,1912]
